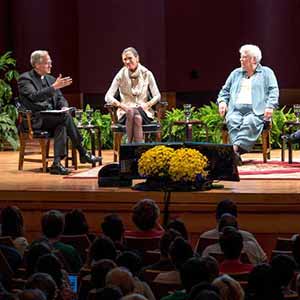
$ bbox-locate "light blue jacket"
[217,64,279,116]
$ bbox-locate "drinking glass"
[183,104,192,122]
[86,109,94,126]
[75,109,83,126]
[294,104,300,123]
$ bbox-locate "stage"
[1,149,300,257]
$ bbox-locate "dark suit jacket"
[18,69,68,112]
[17,69,69,128]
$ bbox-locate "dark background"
[1,0,300,108]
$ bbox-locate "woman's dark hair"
[26,272,57,300]
[26,242,52,276]
[41,210,64,239]
[1,206,24,238]
[35,253,63,288]
[169,237,194,270]
[116,251,142,277]
[63,209,89,235]
[167,219,188,240]
[271,254,297,287]
[88,236,117,263]
[159,229,181,257]
[90,259,117,289]
[101,214,124,242]
[132,199,159,231]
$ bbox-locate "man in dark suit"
[18,50,101,175]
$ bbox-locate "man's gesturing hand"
[52,74,72,90]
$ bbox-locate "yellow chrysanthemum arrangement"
[138,145,175,178]
[138,145,208,183]
[169,148,208,182]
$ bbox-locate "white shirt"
[236,77,253,104]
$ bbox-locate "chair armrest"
[154,101,168,121]
[104,104,119,125]
[18,110,34,139]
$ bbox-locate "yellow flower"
[138,146,208,183]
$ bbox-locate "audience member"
[200,256,219,283]
[218,226,253,274]
[198,199,265,249]
[270,254,297,298]
[25,273,57,300]
[154,237,194,285]
[121,294,147,300]
[142,229,180,272]
[0,206,29,256]
[125,199,164,238]
[212,274,244,300]
[18,289,47,300]
[91,259,117,289]
[85,236,117,267]
[245,263,282,300]
[101,214,125,251]
[88,287,123,300]
[167,219,189,241]
[25,242,52,277]
[116,251,155,300]
[161,256,212,300]
[38,210,82,273]
[79,259,117,300]
[188,282,220,300]
[63,209,95,241]
[105,267,135,296]
[202,214,266,265]
[35,253,74,300]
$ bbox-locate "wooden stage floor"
[1,149,300,256]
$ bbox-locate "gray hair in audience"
[239,44,262,63]
[121,294,147,300]
[212,274,244,300]
[30,50,49,67]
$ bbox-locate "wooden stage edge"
[1,149,300,257]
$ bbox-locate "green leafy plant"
[74,104,112,150]
[161,102,223,143]
[271,106,295,148]
[0,51,19,150]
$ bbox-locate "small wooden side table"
[169,120,208,142]
[281,121,300,163]
[77,124,102,167]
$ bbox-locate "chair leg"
[262,130,268,163]
[18,136,26,170]
[40,139,48,173]
[288,142,293,164]
[113,132,123,162]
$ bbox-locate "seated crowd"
[0,199,300,300]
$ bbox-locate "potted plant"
[0,51,19,150]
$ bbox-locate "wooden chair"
[0,236,15,247]
[143,269,165,284]
[194,237,219,255]
[105,101,168,162]
[222,119,271,163]
[208,251,251,264]
[271,250,294,260]
[16,99,77,172]
[125,236,161,251]
[275,237,294,251]
[143,250,161,266]
[60,234,91,262]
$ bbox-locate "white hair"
[30,50,49,67]
[239,44,262,63]
[122,47,139,57]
